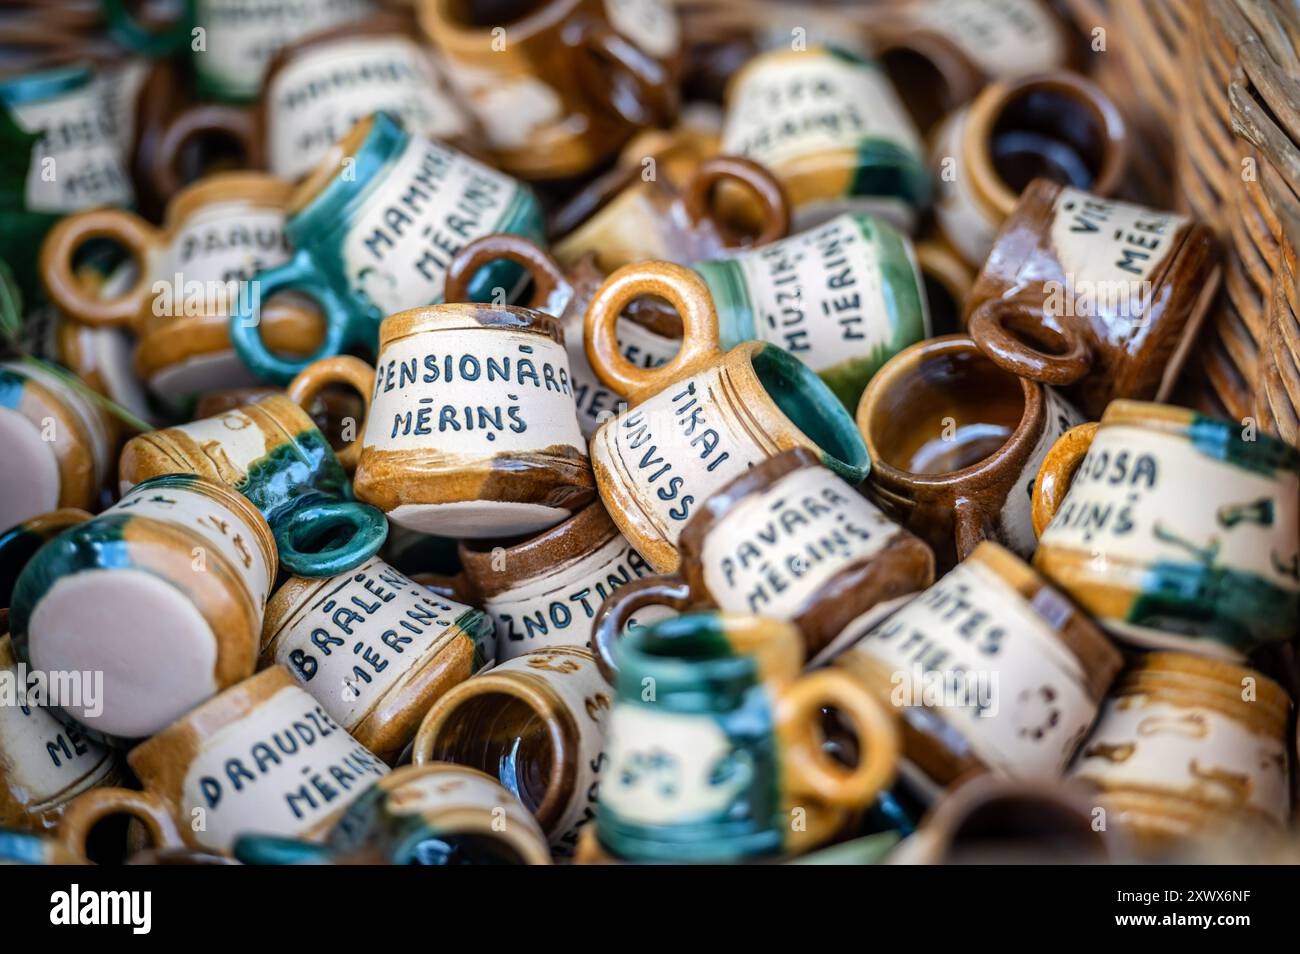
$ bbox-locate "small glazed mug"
[233,763,552,865]
[103,0,376,102]
[594,612,898,862]
[418,0,682,180]
[930,70,1128,267]
[720,46,929,232]
[592,448,935,671]
[1070,652,1292,852]
[458,500,672,662]
[0,358,115,532]
[832,541,1122,786]
[258,13,476,182]
[289,304,595,539]
[1031,400,1300,660]
[966,179,1222,419]
[58,666,389,856]
[119,393,388,578]
[10,475,276,744]
[550,155,790,273]
[0,635,121,832]
[444,232,683,437]
[260,556,495,763]
[40,171,325,405]
[412,645,610,857]
[228,111,544,384]
[584,262,871,573]
[856,334,1083,570]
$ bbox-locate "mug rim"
[162,171,293,232]
[424,0,581,44]
[377,301,565,349]
[1098,399,1300,474]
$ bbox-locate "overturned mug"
[585,262,871,572]
[9,475,276,744]
[119,393,388,578]
[1031,400,1300,660]
[228,111,544,383]
[593,612,898,862]
[856,335,1082,570]
[289,304,594,539]
[233,763,551,864]
[965,179,1221,419]
[261,556,495,763]
[592,448,934,672]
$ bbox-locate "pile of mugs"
[1,0,1297,867]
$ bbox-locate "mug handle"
[590,574,695,684]
[444,234,568,313]
[229,250,357,385]
[953,497,997,563]
[273,498,390,579]
[684,156,791,249]
[149,104,258,204]
[1031,421,1098,537]
[775,669,898,810]
[584,261,721,404]
[576,24,677,128]
[101,0,193,56]
[967,297,1092,386]
[286,355,376,472]
[59,787,185,860]
[40,209,162,329]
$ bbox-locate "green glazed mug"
[595,612,898,863]
[228,111,543,384]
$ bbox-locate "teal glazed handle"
[229,249,370,385]
[101,0,195,56]
[233,834,332,866]
[273,498,389,578]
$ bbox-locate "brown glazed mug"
[856,334,1083,570]
[930,70,1128,268]
[591,448,935,674]
[965,178,1222,419]
[257,13,476,182]
[549,155,790,273]
[57,667,388,856]
[418,0,682,180]
[444,231,683,437]
[39,171,324,405]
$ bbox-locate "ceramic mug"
[57,666,389,856]
[592,448,935,671]
[593,612,898,862]
[871,0,1070,133]
[233,762,552,864]
[102,0,376,102]
[832,541,1122,786]
[411,645,609,857]
[40,171,325,405]
[550,155,790,273]
[1031,400,1300,660]
[444,232,683,437]
[0,635,121,832]
[458,500,673,662]
[0,358,115,532]
[1070,652,1291,852]
[10,475,276,744]
[856,334,1083,570]
[930,70,1128,267]
[288,304,595,538]
[260,556,495,763]
[661,211,931,411]
[720,46,929,233]
[584,262,871,573]
[418,0,682,180]
[228,111,544,384]
[258,13,476,182]
[965,178,1222,419]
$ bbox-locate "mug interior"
[941,794,1108,864]
[440,0,553,28]
[398,831,531,865]
[868,346,1025,476]
[989,87,1106,193]
[421,693,556,817]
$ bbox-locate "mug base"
[387,501,572,539]
[0,407,61,529]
